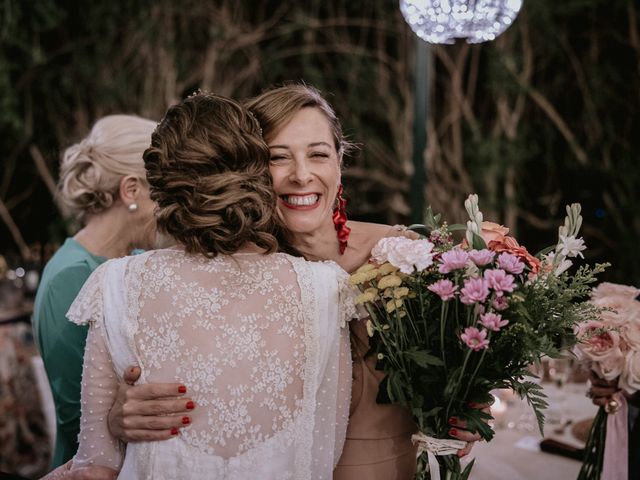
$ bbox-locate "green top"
[32,238,106,468]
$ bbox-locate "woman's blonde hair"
[58,115,156,220]
[144,92,283,257]
[245,83,355,157]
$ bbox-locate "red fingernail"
[449,428,458,437]
[178,385,187,394]
[171,427,179,435]
[182,416,190,425]
[448,417,457,425]
[186,401,195,410]
[468,402,478,408]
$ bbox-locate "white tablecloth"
[468,382,597,480]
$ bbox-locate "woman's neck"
[292,223,342,264]
[73,211,136,259]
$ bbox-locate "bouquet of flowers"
[575,282,640,480]
[349,194,607,480]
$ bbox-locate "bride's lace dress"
[67,249,355,479]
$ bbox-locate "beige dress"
[334,225,418,480]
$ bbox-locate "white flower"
[556,235,586,258]
[384,238,435,274]
[555,259,573,276]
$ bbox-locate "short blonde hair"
[58,115,156,219]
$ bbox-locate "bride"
[65,92,355,479]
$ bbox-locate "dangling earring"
[332,184,351,255]
[128,203,138,212]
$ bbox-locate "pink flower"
[461,327,490,351]
[484,269,516,296]
[460,277,490,305]
[427,279,458,301]
[438,248,469,274]
[496,252,525,275]
[479,312,509,331]
[574,320,626,381]
[468,249,495,267]
[492,296,509,311]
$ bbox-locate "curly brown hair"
[144,92,283,257]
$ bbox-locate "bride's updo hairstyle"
[59,115,156,221]
[144,92,281,257]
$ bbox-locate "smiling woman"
[99,84,484,480]
[268,107,342,237]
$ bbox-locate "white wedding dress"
[67,249,355,480]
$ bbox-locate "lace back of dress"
[131,251,306,459]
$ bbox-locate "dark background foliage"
[1,0,638,283]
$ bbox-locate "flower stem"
[440,302,449,372]
[446,349,472,421]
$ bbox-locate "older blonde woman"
[32,115,157,469]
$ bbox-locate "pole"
[410,37,430,225]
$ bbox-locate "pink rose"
[574,320,626,381]
[619,351,640,394]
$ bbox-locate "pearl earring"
[128,203,138,212]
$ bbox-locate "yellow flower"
[385,298,404,313]
[356,263,377,274]
[378,263,399,275]
[366,319,375,337]
[398,310,407,319]
[382,324,390,330]
[393,287,410,299]
[356,290,377,305]
[348,271,369,285]
[377,353,385,360]
[364,269,380,281]
[382,288,394,298]
[365,287,379,297]
[378,274,402,290]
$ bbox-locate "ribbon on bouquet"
[602,392,628,480]
[412,432,466,480]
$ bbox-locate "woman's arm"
[107,366,194,442]
[71,323,122,473]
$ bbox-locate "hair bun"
[57,115,156,219]
[144,93,283,257]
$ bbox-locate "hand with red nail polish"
[106,365,194,442]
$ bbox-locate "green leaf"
[535,245,556,258]
[447,224,468,231]
[471,232,487,250]
[404,350,445,368]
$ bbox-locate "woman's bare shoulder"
[349,221,419,242]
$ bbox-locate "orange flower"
[488,236,541,273]
[479,221,510,244]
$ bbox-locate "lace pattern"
[68,250,354,479]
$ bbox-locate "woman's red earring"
[332,184,351,255]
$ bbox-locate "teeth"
[283,194,319,206]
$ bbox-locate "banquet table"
[469,381,598,480]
